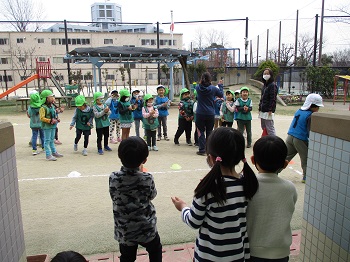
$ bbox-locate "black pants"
[174,118,192,142]
[55,127,58,140]
[193,124,198,144]
[96,126,109,149]
[119,232,162,262]
[221,121,233,127]
[145,129,157,147]
[195,114,215,153]
[75,128,91,148]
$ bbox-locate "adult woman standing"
[258,68,278,136]
[195,72,223,155]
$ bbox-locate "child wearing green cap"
[155,85,170,141]
[27,91,44,155]
[174,88,194,146]
[93,92,112,155]
[118,89,134,141]
[142,94,159,151]
[39,90,63,161]
[220,90,236,128]
[70,95,94,156]
[235,87,253,148]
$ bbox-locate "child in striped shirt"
[172,127,258,262]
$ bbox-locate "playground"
[0,81,348,261]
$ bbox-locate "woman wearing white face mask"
[258,68,278,136]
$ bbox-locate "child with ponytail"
[171,127,258,261]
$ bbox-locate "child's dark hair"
[119,96,128,102]
[118,136,149,168]
[194,127,258,204]
[199,72,212,87]
[253,135,287,173]
[51,251,87,262]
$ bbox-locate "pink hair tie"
[216,156,222,162]
[242,158,247,163]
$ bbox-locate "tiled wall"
[300,113,350,261]
[0,122,26,262]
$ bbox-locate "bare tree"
[331,48,350,66]
[328,4,350,24]
[294,34,322,66]
[1,0,45,32]
[269,43,295,66]
[193,27,205,50]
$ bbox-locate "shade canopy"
[67,46,198,63]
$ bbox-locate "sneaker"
[110,138,118,144]
[164,136,170,141]
[54,139,62,145]
[74,144,78,151]
[302,176,306,183]
[153,146,158,151]
[117,137,122,142]
[52,152,63,157]
[104,146,112,151]
[148,146,151,151]
[32,150,40,155]
[187,140,193,146]
[157,137,161,141]
[82,148,88,156]
[194,143,198,147]
[98,149,104,155]
[46,155,57,161]
[174,139,180,146]
[196,151,206,156]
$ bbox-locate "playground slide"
[0,74,39,99]
[50,74,66,97]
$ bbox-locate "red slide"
[0,74,39,99]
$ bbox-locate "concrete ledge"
[311,112,350,142]
[0,121,14,152]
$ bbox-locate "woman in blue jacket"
[195,72,223,155]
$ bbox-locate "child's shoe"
[117,137,122,142]
[157,136,161,141]
[74,144,78,151]
[110,138,118,144]
[164,136,170,141]
[46,155,57,161]
[174,138,180,146]
[52,152,63,157]
[32,150,40,155]
[82,148,88,156]
[54,139,62,145]
[104,146,112,151]
[98,149,104,155]
[186,140,193,146]
[153,146,158,151]
[148,146,151,151]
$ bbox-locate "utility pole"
[318,0,325,65]
[294,10,299,65]
[64,20,71,84]
[266,29,269,60]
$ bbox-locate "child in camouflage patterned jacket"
[109,136,162,261]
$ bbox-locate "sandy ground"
[1,91,348,257]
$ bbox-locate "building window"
[106,10,112,17]
[37,38,44,43]
[151,39,156,45]
[104,39,113,44]
[123,63,136,69]
[72,39,77,45]
[1,75,13,82]
[0,38,8,45]
[17,38,24,44]
[106,74,115,80]
[18,57,26,62]
[51,39,58,45]
[20,76,29,81]
[55,75,64,81]
[148,73,154,80]
[141,39,150,45]
[83,74,93,80]
[38,57,46,62]
[0,58,9,64]
[99,10,105,17]
[53,57,64,63]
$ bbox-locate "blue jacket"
[195,84,223,116]
[288,109,313,142]
[105,97,119,120]
[155,96,170,117]
[131,97,143,119]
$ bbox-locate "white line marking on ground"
[18,168,209,182]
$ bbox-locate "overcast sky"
[38,0,350,57]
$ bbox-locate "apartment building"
[0,30,182,89]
